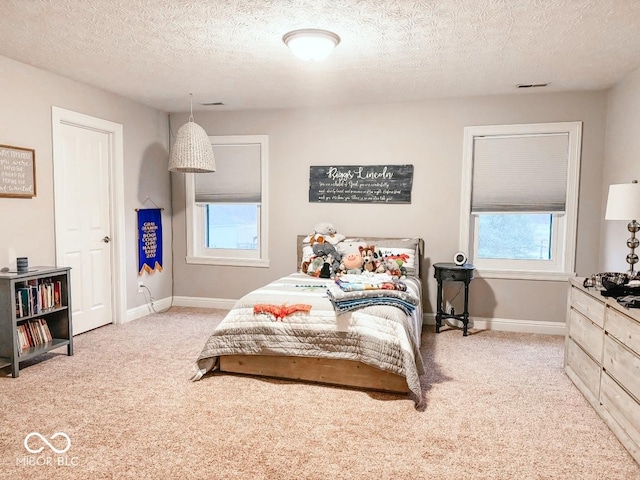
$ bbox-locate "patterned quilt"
[192,273,425,406]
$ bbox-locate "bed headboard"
[296,235,424,278]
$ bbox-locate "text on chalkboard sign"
[309,165,413,204]
[0,144,36,198]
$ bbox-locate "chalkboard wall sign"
[309,164,414,204]
[0,144,36,198]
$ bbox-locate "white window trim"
[459,122,582,280]
[185,135,269,268]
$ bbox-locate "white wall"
[0,55,172,312]
[171,90,607,325]
[0,53,621,326]
[601,66,640,272]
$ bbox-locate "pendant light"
[169,94,216,173]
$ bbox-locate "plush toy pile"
[301,223,409,279]
[302,222,345,246]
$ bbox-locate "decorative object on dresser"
[605,180,640,273]
[0,266,73,377]
[434,262,475,336]
[565,278,640,463]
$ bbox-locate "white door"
[52,109,125,335]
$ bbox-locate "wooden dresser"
[565,278,640,463]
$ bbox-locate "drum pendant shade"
[169,94,216,173]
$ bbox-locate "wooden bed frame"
[219,355,409,393]
[218,235,424,394]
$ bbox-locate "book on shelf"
[15,290,23,318]
[15,278,63,318]
[29,319,41,345]
[41,318,52,342]
[54,280,62,308]
[16,318,53,356]
[23,322,32,347]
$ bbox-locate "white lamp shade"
[169,121,216,173]
[605,183,640,220]
[283,29,340,61]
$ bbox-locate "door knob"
[102,236,111,243]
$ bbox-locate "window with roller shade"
[185,135,269,267]
[459,122,582,279]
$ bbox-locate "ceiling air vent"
[516,83,549,89]
[200,102,225,106]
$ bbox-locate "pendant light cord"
[189,93,194,122]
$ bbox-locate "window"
[185,135,269,267]
[460,122,582,279]
[204,204,258,250]
[476,213,553,260]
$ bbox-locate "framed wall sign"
[309,164,414,204]
[0,144,36,198]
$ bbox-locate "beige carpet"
[1,307,639,480]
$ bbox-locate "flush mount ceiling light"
[169,94,216,173]
[282,29,340,61]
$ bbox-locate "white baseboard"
[125,296,173,322]
[126,298,565,335]
[423,313,565,335]
[172,295,236,310]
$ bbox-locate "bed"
[192,236,425,406]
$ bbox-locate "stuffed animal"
[306,257,325,277]
[339,247,364,275]
[311,242,342,277]
[303,222,346,246]
[319,253,334,279]
[299,243,315,273]
[381,256,407,278]
[385,254,409,277]
[360,245,379,273]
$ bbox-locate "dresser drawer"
[604,335,640,402]
[606,307,640,355]
[571,286,605,328]
[566,338,601,399]
[568,308,604,362]
[600,372,640,448]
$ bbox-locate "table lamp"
[605,180,640,274]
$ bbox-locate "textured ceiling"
[1,0,640,113]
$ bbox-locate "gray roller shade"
[471,133,569,213]
[195,143,261,203]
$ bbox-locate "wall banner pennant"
[137,208,163,275]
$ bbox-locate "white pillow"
[335,240,367,255]
[366,238,422,276]
[378,247,416,272]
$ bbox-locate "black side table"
[434,262,475,336]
